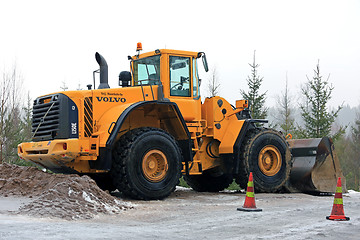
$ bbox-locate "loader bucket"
[287,137,346,194]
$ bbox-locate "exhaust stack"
[95,52,110,89]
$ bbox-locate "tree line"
[207,51,358,190]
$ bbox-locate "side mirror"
[202,53,209,72]
[119,71,131,87]
[197,52,209,72]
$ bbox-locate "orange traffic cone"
[326,177,350,221]
[237,172,262,212]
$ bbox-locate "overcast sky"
[1,0,359,108]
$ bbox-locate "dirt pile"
[0,163,134,220]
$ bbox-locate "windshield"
[133,55,160,86]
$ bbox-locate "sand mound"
[0,163,134,220]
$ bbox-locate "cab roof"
[134,49,200,59]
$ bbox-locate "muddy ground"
[0,164,359,239]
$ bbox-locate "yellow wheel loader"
[18,44,345,199]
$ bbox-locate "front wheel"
[236,129,291,193]
[110,127,182,200]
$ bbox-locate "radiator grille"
[32,95,60,141]
[31,94,78,142]
[84,97,93,137]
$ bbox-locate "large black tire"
[184,169,233,192]
[110,127,182,200]
[236,128,291,193]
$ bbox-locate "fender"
[90,101,192,171]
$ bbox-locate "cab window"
[133,55,160,86]
[170,56,191,97]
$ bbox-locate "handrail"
[136,79,160,101]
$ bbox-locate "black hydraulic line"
[206,140,220,158]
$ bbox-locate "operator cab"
[125,43,208,103]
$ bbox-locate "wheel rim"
[258,145,282,176]
[142,150,168,182]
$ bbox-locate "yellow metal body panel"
[219,120,244,153]
[172,98,201,121]
[200,97,244,153]
[94,102,134,147]
[92,85,158,124]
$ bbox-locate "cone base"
[237,207,262,212]
[326,215,350,221]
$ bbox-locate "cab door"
[168,55,201,122]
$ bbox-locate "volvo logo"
[96,97,126,103]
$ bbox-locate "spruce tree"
[240,51,267,119]
[297,60,344,139]
[275,76,296,136]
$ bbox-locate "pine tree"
[275,75,296,136]
[240,51,267,119]
[296,60,345,139]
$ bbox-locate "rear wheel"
[184,169,233,192]
[236,128,291,192]
[110,127,182,200]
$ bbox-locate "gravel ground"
[0,187,359,240]
[0,163,359,239]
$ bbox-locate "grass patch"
[178,176,190,188]
[226,179,241,191]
